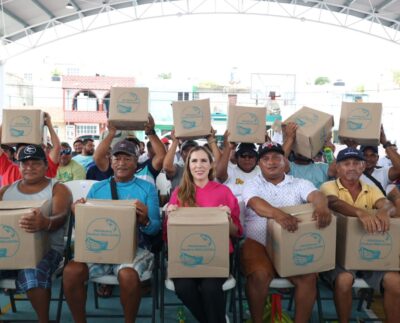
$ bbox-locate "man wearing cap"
[241,141,331,323]
[0,144,71,323]
[358,127,400,194]
[56,142,86,183]
[94,116,166,186]
[320,147,400,323]
[216,131,260,203]
[282,122,336,189]
[0,113,61,187]
[63,138,161,323]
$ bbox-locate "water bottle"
[177,306,186,323]
[323,147,335,164]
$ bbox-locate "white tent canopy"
[0,0,400,61]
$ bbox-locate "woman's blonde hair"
[177,146,215,206]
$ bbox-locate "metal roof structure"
[0,0,399,61]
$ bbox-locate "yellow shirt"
[320,178,385,209]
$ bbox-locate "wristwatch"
[383,141,395,149]
[145,129,156,136]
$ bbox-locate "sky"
[5,12,400,89]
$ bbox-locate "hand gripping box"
[227,105,266,143]
[266,204,336,277]
[335,212,400,270]
[2,109,44,145]
[172,99,211,139]
[0,200,50,269]
[167,207,229,278]
[338,102,382,146]
[74,200,137,264]
[284,106,334,159]
[109,87,149,130]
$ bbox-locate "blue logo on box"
[10,116,32,137]
[359,232,392,261]
[85,218,121,253]
[116,92,140,114]
[292,233,324,266]
[236,112,259,136]
[181,106,203,129]
[179,233,216,267]
[294,113,319,128]
[347,107,371,131]
[0,224,20,258]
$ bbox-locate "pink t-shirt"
[166,180,243,253]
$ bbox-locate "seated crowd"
[1,113,400,323]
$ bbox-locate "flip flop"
[96,284,113,298]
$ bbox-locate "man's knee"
[247,270,273,292]
[334,272,354,293]
[118,268,140,292]
[63,261,88,285]
[290,273,317,288]
[383,272,400,297]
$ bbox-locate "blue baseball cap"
[336,147,365,162]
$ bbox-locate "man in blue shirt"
[63,139,161,323]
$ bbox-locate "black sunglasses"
[60,148,72,155]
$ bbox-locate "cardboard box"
[172,99,211,139]
[1,109,44,145]
[0,200,50,269]
[267,204,336,277]
[336,212,400,270]
[338,102,382,146]
[227,105,266,143]
[74,200,137,264]
[167,207,229,278]
[109,87,149,130]
[284,106,333,159]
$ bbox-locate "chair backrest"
[64,180,98,202]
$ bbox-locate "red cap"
[161,137,170,144]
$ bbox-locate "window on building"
[75,124,99,136]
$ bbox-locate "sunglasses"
[60,148,72,155]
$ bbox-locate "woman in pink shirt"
[166,146,242,323]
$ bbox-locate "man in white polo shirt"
[241,141,331,323]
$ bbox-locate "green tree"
[314,76,330,85]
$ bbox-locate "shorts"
[6,249,63,293]
[88,247,154,282]
[240,238,276,278]
[321,265,385,292]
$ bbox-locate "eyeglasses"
[60,148,72,155]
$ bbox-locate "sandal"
[96,284,114,298]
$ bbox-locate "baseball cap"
[181,140,199,152]
[360,145,378,154]
[111,139,139,157]
[336,147,365,162]
[17,144,47,162]
[235,143,258,157]
[258,141,284,157]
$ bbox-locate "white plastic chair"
[63,180,98,202]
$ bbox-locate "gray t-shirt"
[2,178,65,255]
[170,164,185,193]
